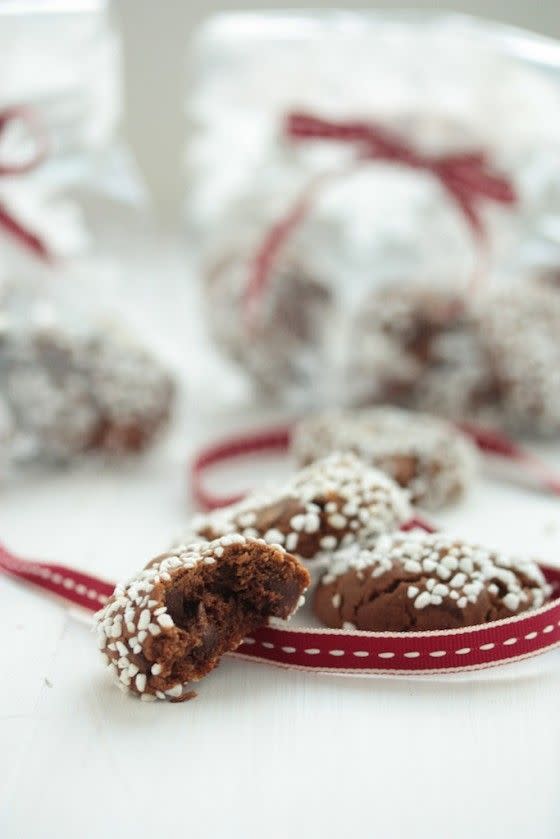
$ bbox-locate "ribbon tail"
[457,421,560,498]
[0,544,113,612]
[0,204,53,263]
[444,166,517,205]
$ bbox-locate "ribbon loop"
[245,111,517,323]
[0,105,48,176]
[286,110,516,236]
[0,105,52,262]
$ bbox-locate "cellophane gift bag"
[184,11,560,435]
[0,0,148,291]
[0,1,177,477]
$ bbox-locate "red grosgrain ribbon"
[0,105,52,262]
[244,111,517,324]
[457,422,560,497]
[0,544,113,611]
[244,173,329,326]
[2,540,560,675]
[190,422,560,513]
[191,426,291,511]
[236,585,560,675]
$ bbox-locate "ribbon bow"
[0,105,52,262]
[244,111,517,324]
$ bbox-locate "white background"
[2,3,560,838]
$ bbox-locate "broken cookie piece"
[313,532,550,632]
[96,535,310,700]
[189,452,412,560]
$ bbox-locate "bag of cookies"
[0,2,176,476]
[0,276,175,476]
[184,11,560,432]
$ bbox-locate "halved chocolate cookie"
[96,535,310,700]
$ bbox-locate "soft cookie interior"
[161,542,309,684]
[97,537,310,700]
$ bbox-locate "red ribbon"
[244,111,517,324]
[191,426,292,511]
[190,422,560,513]
[0,105,52,262]
[456,421,560,496]
[2,538,560,677]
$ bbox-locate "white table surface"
[1,238,560,839]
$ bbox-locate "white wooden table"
[1,240,560,838]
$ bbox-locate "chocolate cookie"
[189,453,412,560]
[292,406,477,509]
[348,283,498,424]
[313,532,550,632]
[1,321,174,462]
[207,245,331,398]
[349,281,560,437]
[477,285,560,436]
[96,535,310,701]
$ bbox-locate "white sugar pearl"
[137,610,151,631]
[157,614,174,629]
[414,592,431,610]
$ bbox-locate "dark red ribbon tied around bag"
[0,105,53,262]
[244,111,517,324]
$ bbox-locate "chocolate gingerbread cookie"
[207,243,331,398]
[189,453,412,560]
[1,322,174,462]
[349,281,560,437]
[348,283,498,424]
[96,535,310,700]
[314,532,550,632]
[292,406,477,509]
[477,285,560,436]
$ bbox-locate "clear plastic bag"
[0,0,147,285]
[184,11,560,425]
[0,2,176,475]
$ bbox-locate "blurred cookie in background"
[292,406,477,510]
